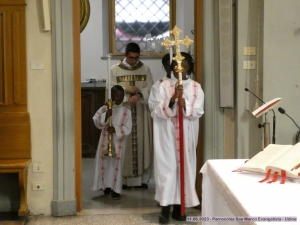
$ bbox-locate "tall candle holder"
[104,54,115,157]
[104,98,115,157]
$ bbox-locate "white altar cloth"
[200,159,300,225]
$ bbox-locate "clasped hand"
[107,126,115,134]
[171,85,185,108]
[105,109,115,133]
[126,85,140,94]
[106,109,112,117]
[126,86,141,106]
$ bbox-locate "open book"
[238,143,300,182]
[252,97,282,118]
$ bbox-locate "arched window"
[109,0,176,56]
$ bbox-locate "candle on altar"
[107,54,111,99]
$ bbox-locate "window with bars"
[109,0,175,56]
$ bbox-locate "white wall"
[235,0,264,158]
[80,0,103,82]
[26,0,53,215]
[234,0,300,158]
[202,0,264,161]
[202,0,300,161]
[264,0,300,144]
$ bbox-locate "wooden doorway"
[74,0,204,212]
[194,0,204,207]
[74,0,82,211]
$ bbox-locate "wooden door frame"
[194,0,203,208]
[74,0,82,212]
[74,0,204,212]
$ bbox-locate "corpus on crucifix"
[153,26,204,223]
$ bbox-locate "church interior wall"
[234,0,264,159]
[1,0,300,217]
[203,0,300,161]
[202,0,263,162]
[233,0,300,159]
[202,0,225,161]
[263,0,300,145]
[0,0,54,215]
[0,0,53,215]
[25,0,54,215]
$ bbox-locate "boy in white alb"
[153,52,205,223]
[92,85,132,200]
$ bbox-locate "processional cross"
[161,25,194,218]
[161,25,194,85]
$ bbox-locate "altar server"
[152,52,204,223]
[92,85,132,200]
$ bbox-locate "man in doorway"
[108,42,154,188]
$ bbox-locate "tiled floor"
[3,158,202,224]
[27,213,202,225]
[80,158,160,211]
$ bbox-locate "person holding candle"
[108,42,154,189]
[152,52,204,223]
[92,85,132,200]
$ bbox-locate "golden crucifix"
[161,25,194,85]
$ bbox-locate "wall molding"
[202,0,224,161]
[219,0,234,108]
[51,0,76,216]
[42,0,51,31]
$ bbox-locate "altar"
[200,159,300,225]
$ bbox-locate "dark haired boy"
[92,85,132,200]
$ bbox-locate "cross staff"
[162,25,193,85]
[161,25,193,217]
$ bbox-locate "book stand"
[251,98,282,148]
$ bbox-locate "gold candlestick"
[104,98,115,157]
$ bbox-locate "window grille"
[109,0,175,56]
